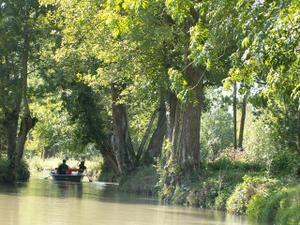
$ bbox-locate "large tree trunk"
[111,84,135,174]
[5,110,19,181]
[5,26,37,181]
[171,65,204,174]
[14,26,38,163]
[6,110,19,165]
[169,11,205,174]
[233,82,237,150]
[238,95,247,149]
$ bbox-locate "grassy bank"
[117,157,300,225]
[246,183,300,224]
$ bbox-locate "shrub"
[17,160,30,181]
[198,178,220,208]
[247,185,300,225]
[244,113,277,167]
[0,159,12,183]
[173,186,188,205]
[0,159,30,183]
[247,185,284,222]
[181,178,222,208]
[226,176,274,214]
[276,205,300,225]
[269,151,300,177]
[156,154,183,202]
[275,186,300,225]
[214,187,234,210]
[208,157,262,172]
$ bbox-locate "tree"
[225,0,300,153]
[0,0,40,180]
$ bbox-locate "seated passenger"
[78,161,87,173]
[57,159,69,174]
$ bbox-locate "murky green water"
[0,179,256,225]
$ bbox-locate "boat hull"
[51,173,84,182]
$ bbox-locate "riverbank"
[117,157,300,225]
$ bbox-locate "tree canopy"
[0,0,298,182]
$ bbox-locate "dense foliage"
[0,0,299,223]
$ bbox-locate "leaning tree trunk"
[136,108,159,162]
[171,64,204,175]
[142,93,167,163]
[238,95,247,149]
[111,84,135,174]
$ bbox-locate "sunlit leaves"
[189,22,208,65]
[168,68,188,100]
[165,0,193,24]
[241,36,251,49]
[122,0,150,11]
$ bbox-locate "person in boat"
[57,159,69,174]
[78,161,87,174]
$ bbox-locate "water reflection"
[0,179,258,225]
[52,182,83,198]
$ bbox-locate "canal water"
[0,179,257,225]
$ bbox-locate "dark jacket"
[57,163,69,174]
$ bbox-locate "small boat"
[50,171,84,182]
